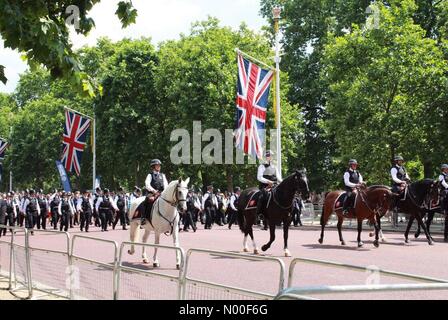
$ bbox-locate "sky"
[0,0,267,93]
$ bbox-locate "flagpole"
[273,7,282,180]
[9,126,12,192]
[235,48,275,71]
[92,115,96,193]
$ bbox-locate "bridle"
[272,173,309,211]
[155,182,188,235]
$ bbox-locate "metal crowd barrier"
[116,242,185,300]
[27,229,71,299]
[275,283,448,300]
[0,225,32,299]
[181,248,286,300]
[287,257,448,288]
[70,235,118,300]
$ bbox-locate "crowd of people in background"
[0,186,306,236]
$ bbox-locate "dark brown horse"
[319,186,394,248]
[237,170,310,257]
[376,179,439,245]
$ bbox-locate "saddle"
[334,192,358,211]
[245,189,273,211]
[134,195,160,223]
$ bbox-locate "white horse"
[127,178,189,269]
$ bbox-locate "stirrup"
[141,218,147,226]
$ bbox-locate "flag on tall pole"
[234,53,274,160]
[0,138,8,161]
[61,108,92,176]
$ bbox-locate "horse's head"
[294,169,310,200]
[412,179,438,206]
[175,178,190,214]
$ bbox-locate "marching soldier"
[439,164,448,242]
[37,190,48,230]
[58,192,74,232]
[113,187,128,231]
[96,189,118,232]
[77,191,93,233]
[342,159,364,217]
[5,193,16,235]
[50,190,61,230]
[183,190,197,232]
[202,185,218,230]
[23,189,40,235]
[0,194,6,237]
[141,159,169,226]
[228,187,241,230]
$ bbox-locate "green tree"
[0,0,137,95]
[322,0,448,184]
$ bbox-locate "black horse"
[380,179,439,245]
[413,181,448,242]
[237,170,310,257]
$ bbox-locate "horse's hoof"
[243,248,249,253]
[285,250,292,258]
[358,242,364,248]
[429,241,434,246]
[374,241,379,248]
[143,259,149,264]
[176,264,180,270]
[127,250,134,256]
[405,240,411,245]
[153,263,160,268]
[369,232,374,238]
[341,241,346,246]
[318,238,323,245]
[414,232,420,239]
[261,245,269,252]
[381,238,388,243]
[254,249,260,255]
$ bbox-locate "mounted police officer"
[439,164,448,242]
[256,150,282,229]
[228,187,241,230]
[390,156,411,226]
[113,187,128,230]
[342,160,364,217]
[141,159,169,226]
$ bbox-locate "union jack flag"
[0,139,8,160]
[61,109,91,176]
[235,54,274,159]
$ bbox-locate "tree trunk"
[423,159,433,179]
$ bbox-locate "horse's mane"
[368,185,391,191]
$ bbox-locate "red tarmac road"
[4,223,448,300]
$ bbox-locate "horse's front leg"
[142,229,150,264]
[283,219,291,257]
[153,232,161,267]
[173,224,181,270]
[415,213,434,246]
[262,221,276,252]
[373,214,380,248]
[404,216,414,244]
[127,221,138,255]
[357,218,364,248]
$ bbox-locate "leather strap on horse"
[272,186,294,211]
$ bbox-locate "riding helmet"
[348,159,358,165]
[150,159,162,167]
[442,164,448,170]
[394,156,404,162]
